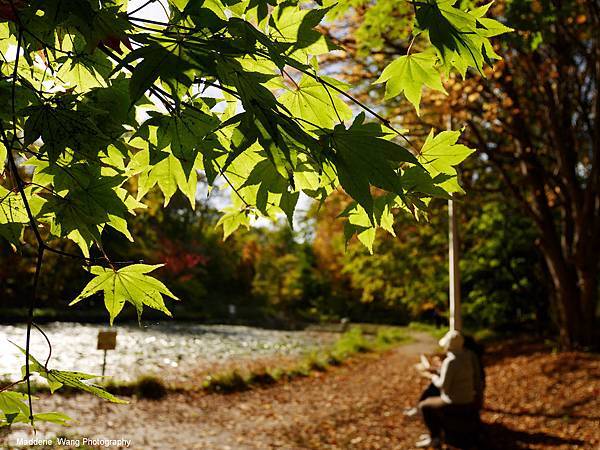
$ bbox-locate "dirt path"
[3,333,599,450]
[4,332,437,450]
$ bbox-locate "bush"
[247,368,277,386]
[304,352,328,372]
[135,376,167,400]
[333,327,373,355]
[203,370,248,393]
[103,375,167,399]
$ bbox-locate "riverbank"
[0,323,337,384]
[3,334,597,449]
[4,326,409,398]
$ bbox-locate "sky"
[128,0,169,22]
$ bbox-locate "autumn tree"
[325,0,598,348]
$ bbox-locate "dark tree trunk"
[540,242,598,348]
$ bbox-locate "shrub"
[135,376,167,400]
[304,352,328,372]
[247,368,277,386]
[203,370,248,393]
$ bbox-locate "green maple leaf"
[400,166,452,198]
[148,107,218,158]
[415,0,512,76]
[217,207,251,240]
[222,148,300,225]
[375,49,446,114]
[22,104,109,162]
[137,151,199,208]
[328,114,420,217]
[279,75,352,128]
[0,392,31,426]
[135,107,217,207]
[70,264,179,325]
[0,391,69,426]
[269,4,334,59]
[55,45,110,92]
[418,129,475,194]
[0,186,29,246]
[30,158,140,256]
[341,196,397,253]
[241,158,300,225]
[12,344,125,404]
[0,393,71,426]
[0,186,46,247]
[123,42,195,104]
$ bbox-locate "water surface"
[0,322,330,381]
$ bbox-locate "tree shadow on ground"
[465,422,586,449]
[485,404,600,421]
[482,338,550,368]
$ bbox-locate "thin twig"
[0,375,29,393]
[24,245,44,425]
[31,323,52,370]
[127,0,157,17]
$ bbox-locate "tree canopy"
[0,0,509,427]
[320,0,599,347]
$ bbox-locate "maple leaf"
[375,49,446,114]
[418,129,475,194]
[70,264,179,325]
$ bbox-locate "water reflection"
[0,322,328,381]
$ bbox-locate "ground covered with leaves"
[3,335,598,449]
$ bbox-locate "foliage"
[13,343,126,403]
[407,321,449,341]
[461,201,548,329]
[248,227,307,312]
[0,186,548,330]
[312,191,548,330]
[322,0,599,348]
[374,49,446,115]
[0,0,507,425]
[338,196,450,317]
[0,391,70,427]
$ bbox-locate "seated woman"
[415,330,480,448]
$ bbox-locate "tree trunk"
[541,245,598,349]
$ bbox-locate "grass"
[201,326,409,393]
[203,370,249,393]
[407,321,449,341]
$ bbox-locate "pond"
[0,322,333,382]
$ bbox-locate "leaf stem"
[0,375,29,394]
[32,323,52,370]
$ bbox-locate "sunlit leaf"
[70,264,179,324]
